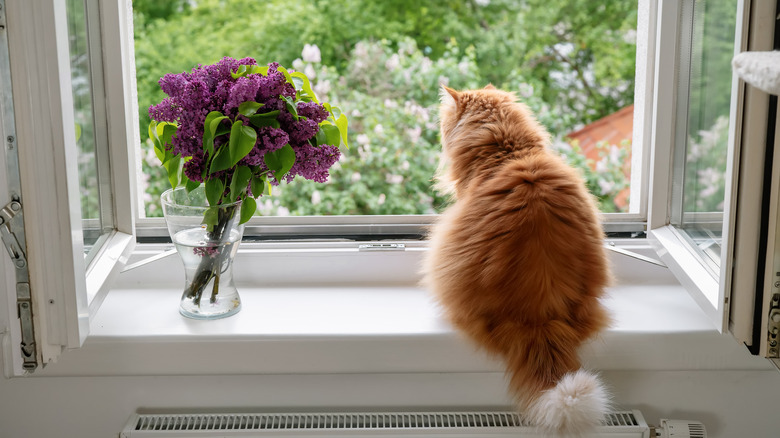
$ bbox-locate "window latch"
[0,199,37,371]
[358,243,406,252]
[0,200,26,269]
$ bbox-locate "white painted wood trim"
[3,0,137,374]
[6,0,89,365]
[650,225,724,331]
[630,0,658,217]
[646,0,682,231]
[101,0,138,235]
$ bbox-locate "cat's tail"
[524,369,610,436]
[497,320,610,436]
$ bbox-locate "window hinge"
[0,199,37,371]
[767,291,780,358]
[1,0,38,373]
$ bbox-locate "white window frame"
[0,0,136,376]
[0,0,772,376]
[646,0,775,334]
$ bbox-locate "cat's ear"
[484,83,496,90]
[440,85,460,108]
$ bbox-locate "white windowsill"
[35,240,772,377]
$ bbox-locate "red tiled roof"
[567,104,634,162]
[567,104,634,210]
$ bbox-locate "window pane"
[66,0,113,260]
[133,0,637,218]
[672,0,736,273]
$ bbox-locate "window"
[647,0,777,334]
[0,0,776,375]
[131,0,642,239]
[0,0,135,374]
[670,0,737,273]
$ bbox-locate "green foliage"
[134,0,638,217]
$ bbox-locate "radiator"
[120,410,706,437]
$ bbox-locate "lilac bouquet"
[148,57,348,307]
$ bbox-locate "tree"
[132,0,638,216]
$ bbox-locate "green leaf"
[250,174,265,198]
[228,122,257,167]
[264,144,296,182]
[203,111,227,156]
[315,129,327,147]
[275,65,295,86]
[247,65,269,76]
[163,155,181,188]
[204,111,224,132]
[249,110,280,119]
[202,206,219,230]
[229,165,252,202]
[153,141,165,163]
[148,120,158,146]
[149,121,176,161]
[214,123,231,137]
[335,114,349,148]
[149,120,163,150]
[281,95,298,120]
[204,178,224,206]
[230,65,248,79]
[329,105,343,120]
[161,123,177,148]
[247,116,281,129]
[291,71,318,103]
[209,145,232,174]
[238,101,264,117]
[318,123,341,146]
[239,196,256,224]
[185,177,200,193]
[247,110,281,129]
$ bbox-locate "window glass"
[132,0,638,218]
[672,0,737,273]
[66,0,113,259]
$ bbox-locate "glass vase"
[161,187,243,319]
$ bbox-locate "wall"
[1,366,779,437]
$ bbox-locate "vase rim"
[160,186,243,210]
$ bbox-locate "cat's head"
[436,85,549,198]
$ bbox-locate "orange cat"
[423,85,612,436]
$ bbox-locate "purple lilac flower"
[296,102,329,123]
[183,150,206,182]
[158,72,190,97]
[150,57,343,191]
[255,73,287,103]
[241,127,289,166]
[226,75,261,112]
[193,246,219,258]
[278,111,320,144]
[285,143,341,183]
[148,97,182,123]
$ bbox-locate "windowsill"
[36,240,772,377]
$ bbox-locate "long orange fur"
[423,85,612,435]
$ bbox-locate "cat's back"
[426,148,610,317]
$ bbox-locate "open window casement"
[0,0,136,376]
[647,0,779,345]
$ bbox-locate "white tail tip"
[525,370,610,436]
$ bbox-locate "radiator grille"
[132,411,641,432]
[688,423,706,438]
